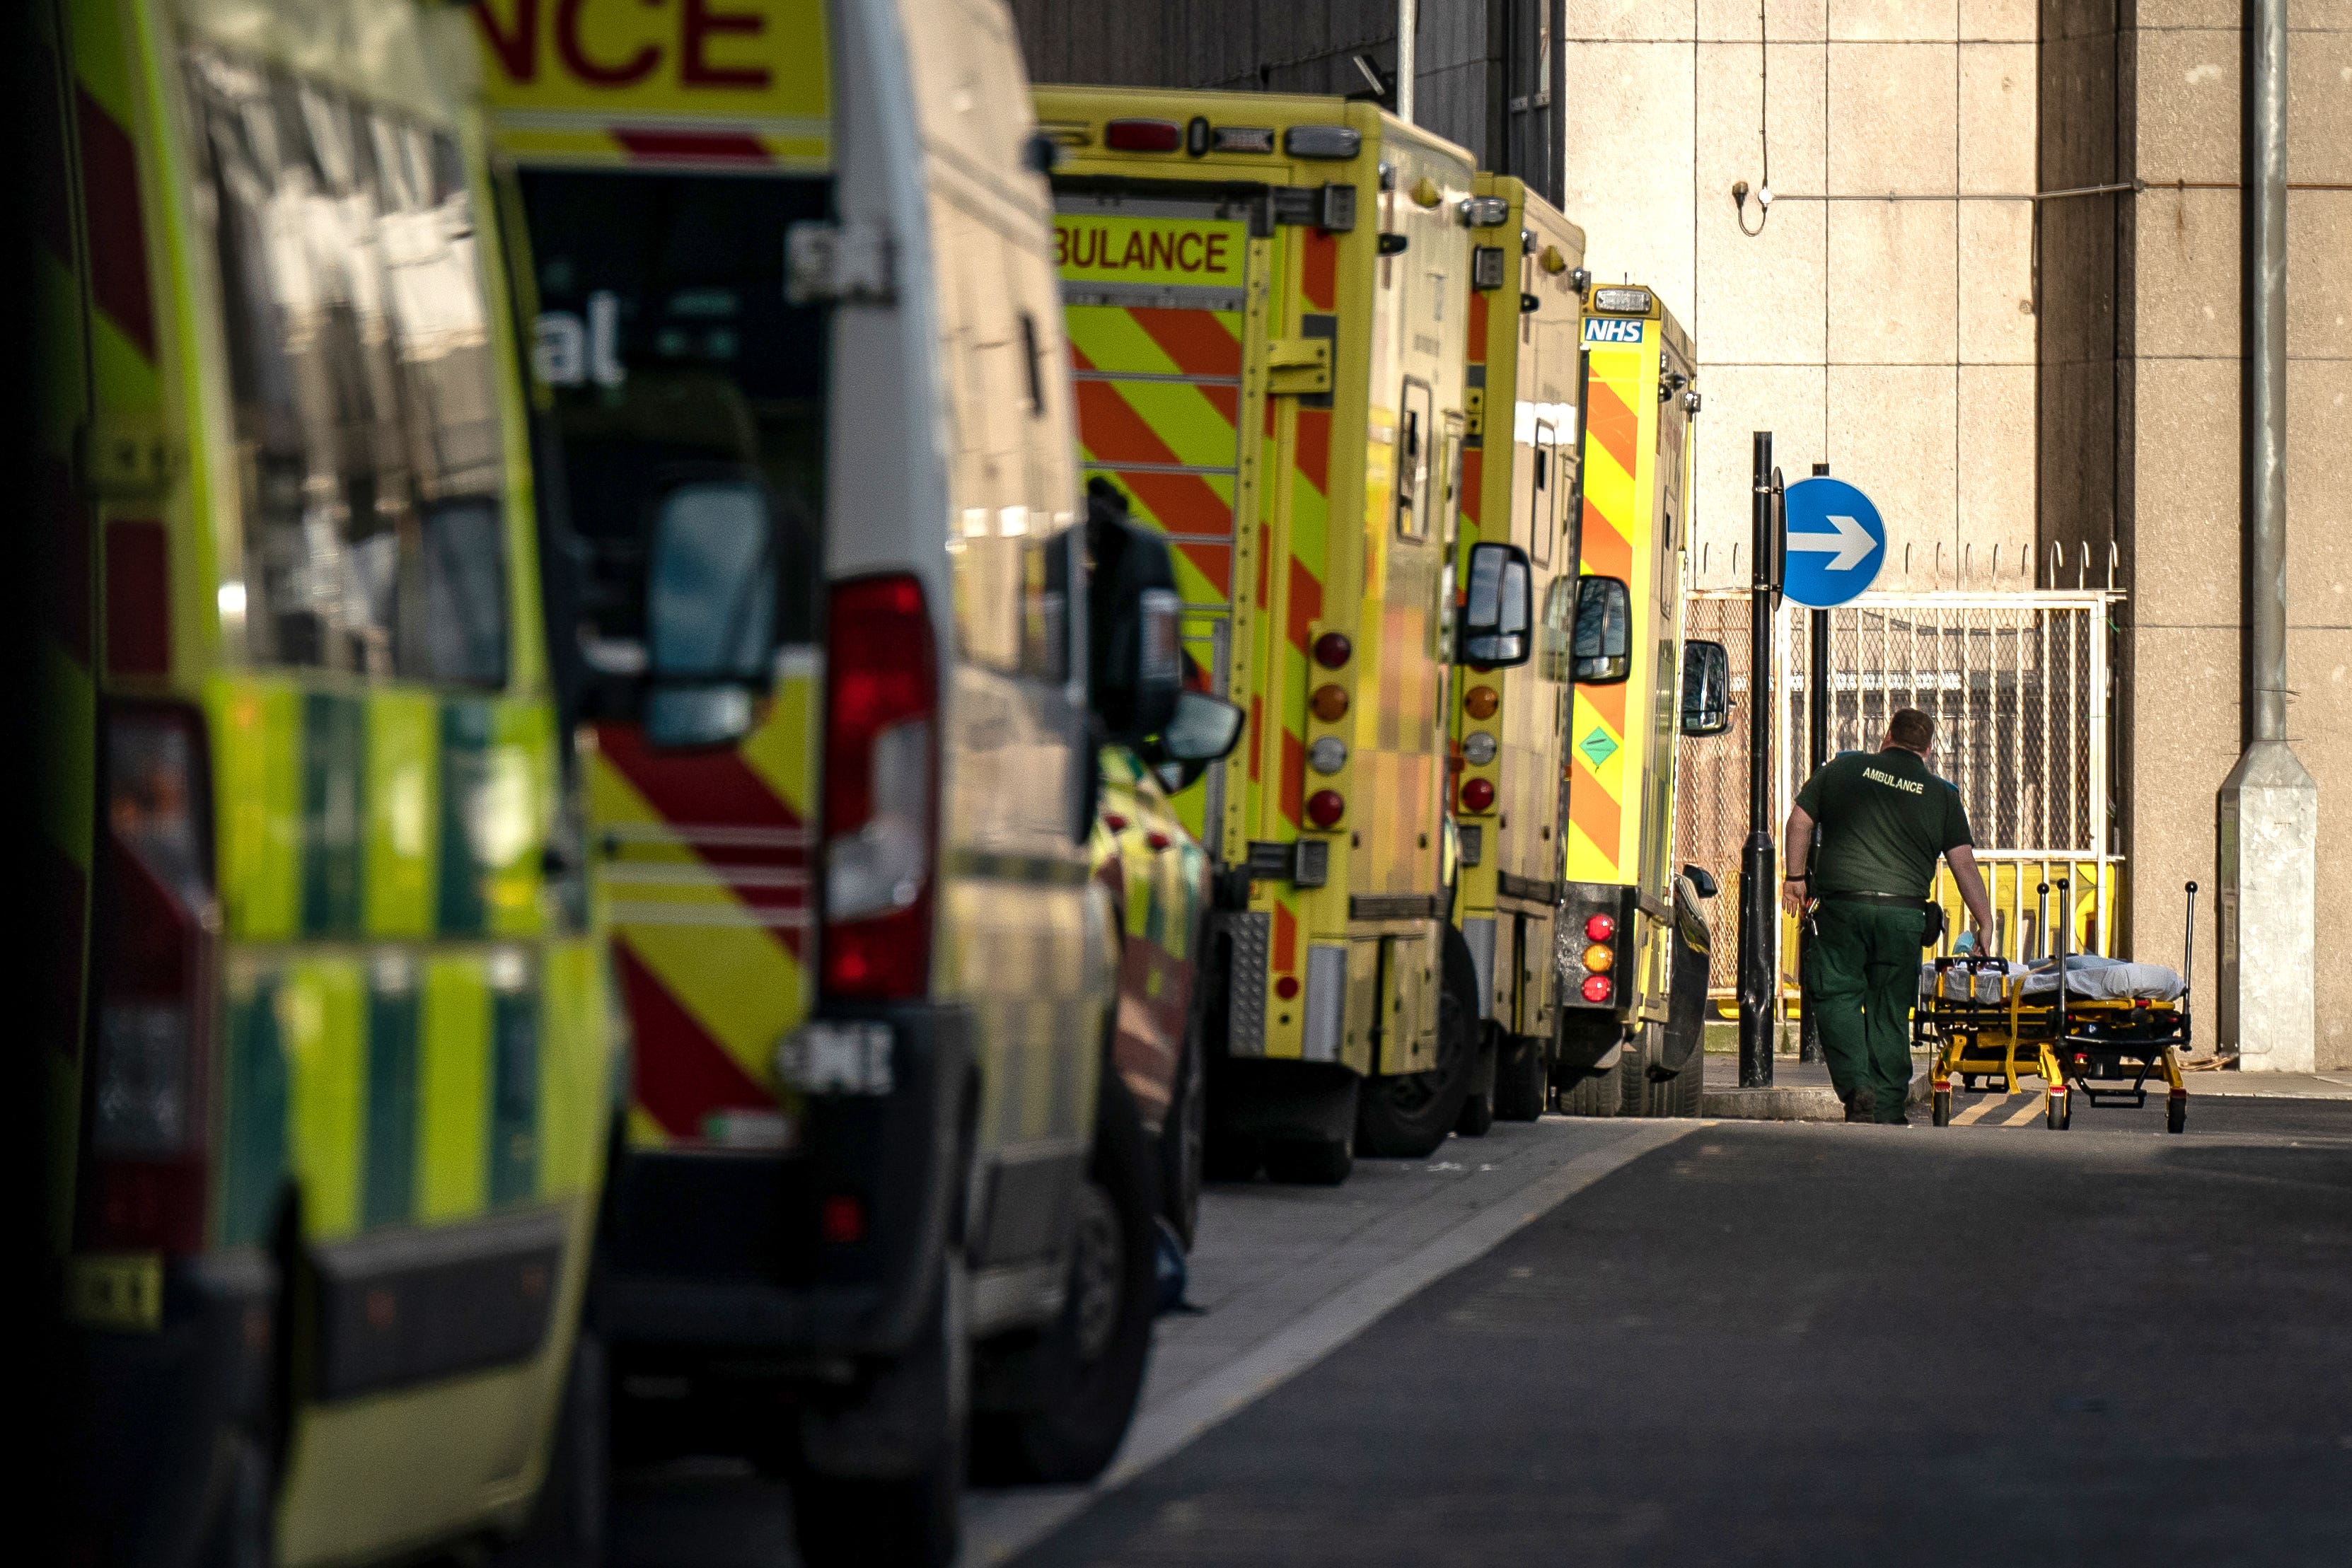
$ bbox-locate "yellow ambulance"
[46,1,613,1562]
[1551,283,1728,1115]
[1446,174,1588,1127]
[479,2,1161,1558]
[1036,87,1536,1183]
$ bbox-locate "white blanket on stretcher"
[1919,953,2186,1004]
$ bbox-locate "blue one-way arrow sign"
[1780,476,1885,608]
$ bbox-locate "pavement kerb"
[1701,1068,1934,1122]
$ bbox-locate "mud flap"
[1655,872,1715,1077]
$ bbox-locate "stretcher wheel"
[2167,1097,2187,1134]
[2046,1091,2070,1130]
[1931,1088,1952,1127]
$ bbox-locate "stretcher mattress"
[1920,954,2186,1004]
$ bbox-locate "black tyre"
[1932,1088,1952,1127]
[972,1072,1157,1485]
[1558,1054,1623,1117]
[1161,1009,1206,1248]
[1493,1030,1546,1121]
[1356,935,1479,1156]
[1621,1024,1687,1117]
[196,1432,274,1568]
[1203,1133,1260,1183]
[1262,1135,1352,1185]
[2046,1089,2066,1130]
[2167,1096,2186,1134]
[519,1329,608,1568]
[1669,1038,1705,1117]
[793,1260,966,1568]
[1455,1023,1497,1137]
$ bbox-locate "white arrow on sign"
[1787,513,1876,572]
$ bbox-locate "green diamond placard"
[1577,727,1619,769]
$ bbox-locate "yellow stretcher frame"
[1917,956,2190,1134]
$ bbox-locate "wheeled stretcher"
[1913,880,2196,1134]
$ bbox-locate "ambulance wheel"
[1621,1024,1680,1117]
[1203,1134,1260,1183]
[197,1432,275,1568]
[794,1257,967,1567]
[2167,1096,2187,1134]
[1932,1088,1952,1127]
[1558,1063,1621,1117]
[1494,1031,1547,1122]
[973,1072,1157,1485]
[1262,1135,1353,1185]
[519,1328,608,1568]
[1455,1023,1497,1137]
[1671,1043,1705,1117]
[1355,942,1478,1157]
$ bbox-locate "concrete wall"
[1559,2,2041,594]
[2106,2,2352,1068]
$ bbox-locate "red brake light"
[1306,790,1345,828]
[83,702,219,1254]
[1585,913,1616,942]
[1581,974,1613,1004]
[1461,777,1495,813]
[822,575,938,1000]
[1106,119,1183,152]
[1313,632,1352,669]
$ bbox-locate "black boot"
[1844,1088,1877,1124]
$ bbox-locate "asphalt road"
[497,1090,2352,1567]
[1012,1093,2352,1568]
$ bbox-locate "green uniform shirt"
[1795,747,1973,899]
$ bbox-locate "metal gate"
[1676,588,2122,999]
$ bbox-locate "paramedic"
[1781,707,1995,1125]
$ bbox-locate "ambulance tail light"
[1106,119,1182,153]
[1580,975,1614,1004]
[823,575,939,1001]
[84,702,219,1255]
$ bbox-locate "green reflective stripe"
[486,701,550,936]
[365,692,439,936]
[220,970,289,1248]
[489,965,540,1205]
[535,939,606,1201]
[418,956,491,1219]
[361,960,422,1229]
[214,682,302,939]
[301,693,366,936]
[282,958,366,1240]
[437,702,492,936]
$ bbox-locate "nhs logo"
[1582,317,1646,345]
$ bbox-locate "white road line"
[961,1121,1699,1564]
[1950,1096,2006,1126]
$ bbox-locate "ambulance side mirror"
[1679,639,1734,736]
[642,472,777,748]
[1457,541,1533,667]
[1572,574,1632,684]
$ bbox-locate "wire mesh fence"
[1676,589,2120,997]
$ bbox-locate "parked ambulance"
[477,1,1167,1559]
[1036,87,1537,1183]
[47,1,614,1562]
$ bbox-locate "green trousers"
[1802,900,1923,1123]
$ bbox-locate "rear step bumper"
[599,1000,973,1364]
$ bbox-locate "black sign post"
[1800,462,1830,1064]
[1739,434,1782,1088]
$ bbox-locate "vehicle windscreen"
[517,169,827,666]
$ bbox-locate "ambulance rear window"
[517,169,828,654]
[185,45,511,686]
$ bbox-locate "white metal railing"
[1676,586,2124,995]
